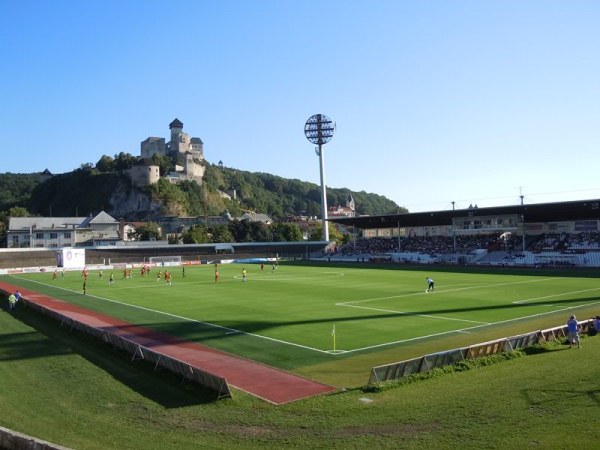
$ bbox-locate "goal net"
[148,255,182,267]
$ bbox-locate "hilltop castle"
[129,118,205,186]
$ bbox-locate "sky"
[1,1,599,213]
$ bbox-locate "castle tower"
[169,118,183,133]
[169,118,190,154]
[183,151,205,183]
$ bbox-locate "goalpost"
[147,255,182,267]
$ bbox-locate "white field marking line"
[49,271,347,292]
[344,298,600,354]
[336,280,596,325]
[512,287,600,304]
[336,277,556,306]
[339,303,490,325]
[336,277,555,306]
[231,271,345,282]
[11,275,332,355]
[32,278,220,291]
[94,271,346,287]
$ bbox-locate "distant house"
[328,205,354,219]
[160,212,232,236]
[7,212,120,248]
[328,195,356,219]
[38,169,53,183]
[239,212,272,225]
[120,221,145,241]
[284,214,320,240]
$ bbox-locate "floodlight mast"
[304,114,336,242]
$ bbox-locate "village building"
[7,211,120,248]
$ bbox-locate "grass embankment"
[1,302,598,449]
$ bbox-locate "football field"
[4,263,600,371]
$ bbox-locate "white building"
[7,211,120,248]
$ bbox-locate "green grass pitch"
[5,263,600,372]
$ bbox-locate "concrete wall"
[0,425,70,450]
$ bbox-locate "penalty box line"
[11,275,333,355]
[339,303,489,325]
[512,286,600,304]
[344,298,600,354]
[335,277,593,329]
[336,277,556,307]
[334,277,558,325]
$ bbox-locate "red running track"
[0,281,336,404]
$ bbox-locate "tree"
[151,153,175,177]
[113,152,137,172]
[0,207,33,247]
[209,224,233,243]
[96,155,115,173]
[271,222,303,242]
[249,221,270,242]
[132,222,161,241]
[309,222,345,244]
[0,211,7,247]
[229,219,254,242]
[7,206,30,217]
[182,224,210,244]
[0,173,40,211]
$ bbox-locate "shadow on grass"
[115,294,600,345]
[9,306,223,408]
[289,260,600,279]
[521,388,600,407]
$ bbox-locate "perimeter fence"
[17,297,231,400]
[368,319,595,385]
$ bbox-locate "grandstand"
[2,198,600,269]
[328,198,600,267]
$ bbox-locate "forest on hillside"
[0,156,405,245]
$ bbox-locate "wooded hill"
[0,160,404,242]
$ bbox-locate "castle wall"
[134,120,205,186]
[129,165,160,186]
[190,137,204,157]
[169,131,191,154]
[141,137,166,158]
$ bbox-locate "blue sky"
[1,1,599,213]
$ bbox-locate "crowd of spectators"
[340,232,600,258]
[340,237,398,255]
[342,235,501,256]
[528,232,600,252]
[562,232,600,250]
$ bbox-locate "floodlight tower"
[304,114,336,241]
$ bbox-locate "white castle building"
[131,118,205,186]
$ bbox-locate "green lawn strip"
[1,303,599,449]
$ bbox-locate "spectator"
[8,293,17,310]
[592,315,600,335]
[566,315,581,348]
